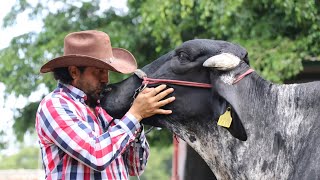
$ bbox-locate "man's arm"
[37,97,140,172]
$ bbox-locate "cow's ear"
[224,106,247,141]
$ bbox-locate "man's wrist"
[128,109,143,122]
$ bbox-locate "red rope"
[172,134,180,180]
[232,69,255,84]
[134,68,254,89]
[142,77,212,88]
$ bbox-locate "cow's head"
[101,39,248,141]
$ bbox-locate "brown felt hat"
[40,30,137,74]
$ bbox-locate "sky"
[0,0,128,155]
[0,1,41,154]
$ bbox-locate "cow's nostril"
[106,87,112,92]
[100,86,112,97]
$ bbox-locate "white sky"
[0,0,128,155]
[0,1,39,154]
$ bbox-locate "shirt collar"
[57,82,87,103]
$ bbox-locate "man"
[35,30,175,180]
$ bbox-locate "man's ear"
[68,66,81,85]
[68,66,80,79]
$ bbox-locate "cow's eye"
[178,52,190,63]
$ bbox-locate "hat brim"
[40,48,137,74]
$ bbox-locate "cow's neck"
[233,74,316,134]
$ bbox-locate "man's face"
[72,66,109,107]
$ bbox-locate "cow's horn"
[134,69,147,79]
[203,53,240,70]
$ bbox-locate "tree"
[131,0,320,82]
[0,1,319,177]
[0,0,157,143]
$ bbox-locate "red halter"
[134,69,211,89]
[232,69,255,84]
[142,76,212,88]
[134,68,254,89]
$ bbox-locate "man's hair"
[53,67,86,84]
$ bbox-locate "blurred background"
[0,0,319,179]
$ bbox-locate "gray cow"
[102,40,319,179]
[203,53,320,180]
[101,39,249,179]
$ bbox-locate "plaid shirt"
[35,83,149,180]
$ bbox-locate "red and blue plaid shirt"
[35,83,150,180]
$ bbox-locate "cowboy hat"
[40,30,137,74]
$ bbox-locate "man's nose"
[100,70,109,83]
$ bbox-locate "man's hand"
[128,84,175,121]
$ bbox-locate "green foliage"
[13,101,41,141]
[235,37,303,83]
[0,0,319,144]
[129,0,320,82]
[145,127,173,147]
[2,0,30,27]
[131,145,173,180]
[0,146,40,169]
[0,131,8,149]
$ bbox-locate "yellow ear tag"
[217,107,232,128]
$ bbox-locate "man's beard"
[86,93,99,108]
[85,84,108,108]
[84,85,101,108]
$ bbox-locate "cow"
[203,53,320,179]
[101,39,249,179]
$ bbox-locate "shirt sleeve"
[36,97,140,171]
[123,124,150,176]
